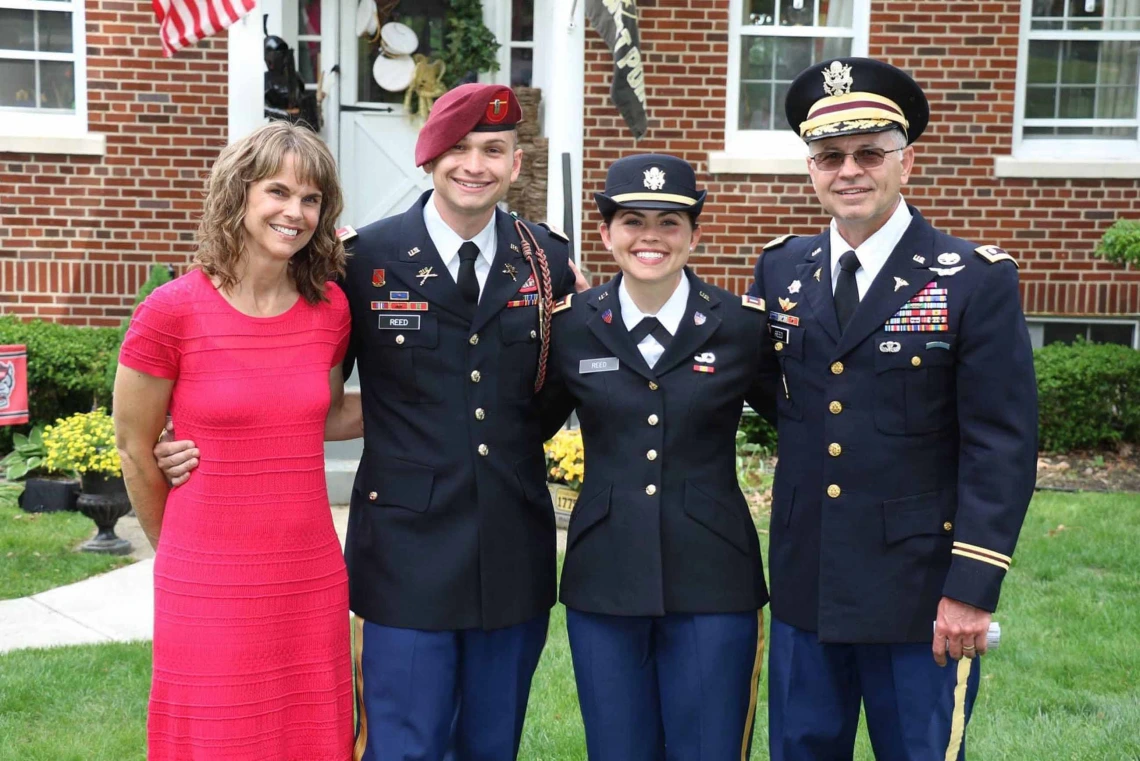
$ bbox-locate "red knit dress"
[119,269,353,761]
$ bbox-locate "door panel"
[339,111,432,226]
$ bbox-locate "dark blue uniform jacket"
[749,208,1037,643]
[341,191,576,631]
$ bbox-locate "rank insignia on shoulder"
[336,225,357,242]
[763,233,799,250]
[552,294,573,315]
[538,222,570,243]
[975,245,1018,268]
[742,295,766,311]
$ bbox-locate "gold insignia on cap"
[822,61,854,97]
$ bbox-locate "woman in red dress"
[114,121,359,761]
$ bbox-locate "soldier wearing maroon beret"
[336,83,578,761]
[156,83,581,760]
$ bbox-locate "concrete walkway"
[1,506,567,655]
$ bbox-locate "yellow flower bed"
[43,408,122,478]
[544,427,584,491]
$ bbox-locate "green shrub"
[739,408,778,455]
[102,264,174,393]
[1034,339,1140,452]
[1094,219,1140,268]
[0,318,121,452]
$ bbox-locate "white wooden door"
[339,110,432,227]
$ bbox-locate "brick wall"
[579,0,1140,315]
[0,0,227,326]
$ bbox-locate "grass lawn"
[2,490,1138,759]
[0,484,133,601]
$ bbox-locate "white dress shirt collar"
[423,192,498,272]
[618,271,691,335]
[829,198,913,296]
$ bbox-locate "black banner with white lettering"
[585,0,648,140]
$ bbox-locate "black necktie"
[834,249,862,331]
[457,241,480,305]
[628,317,673,348]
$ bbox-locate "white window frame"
[711,0,870,174]
[1011,0,1140,161]
[1026,316,1140,350]
[0,0,101,153]
[485,0,550,95]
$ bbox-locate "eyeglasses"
[808,147,905,172]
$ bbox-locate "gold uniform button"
[478,444,489,456]
[645,484,657,496]
[648,381,658,391]
[647,449,658,461]
[530,329,537,339]
[648,414,659,426]
[774,341,785,352]
[828,443,842,457]
[470,370,481,383]
[829,401,843,414]
[368,491,378,501]
[475,408,485,421]
[911,356,922,367]
[469,333,479,346]
[943,521,954,532]
[827,484,841,499]
[395,335,405,345]
[831,362,844,375]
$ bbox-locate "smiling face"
[600,209,700,289]
[806,129,914,243]
[241,153,322,264]
[426,130,522,227]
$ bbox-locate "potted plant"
[43,408,132,555]
[544,427,583,529]
[2,424,81,513]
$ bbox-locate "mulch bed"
[1035,445,1140,493]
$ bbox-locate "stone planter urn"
[77,473,133,555]
[547,483,579,529]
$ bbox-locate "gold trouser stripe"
[740,609,766,761]
[352,615,369,761]
[951,548,1010,572]
[943,656,973,761]
[608,192,697,206]
[953,541,1012,565]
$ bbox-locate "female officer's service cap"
[594,154,706,217]
[414,84,523,167]
[784,57,929,144]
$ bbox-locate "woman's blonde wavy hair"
[195,121,346,304]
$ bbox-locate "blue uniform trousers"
[566,608,764,761]
[768,617,981,761]
[352,613,548,761]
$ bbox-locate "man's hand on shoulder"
[932,596,992,667]
[153,420,199,487]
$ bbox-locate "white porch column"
[543,0,585,261]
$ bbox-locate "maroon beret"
[414,84,523,167]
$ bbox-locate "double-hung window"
[0,0,89,140]
[715,0,869,172]
[1016,0,1140,160]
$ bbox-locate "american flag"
[152,0,257,57]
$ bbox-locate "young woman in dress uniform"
[540,153,774,761]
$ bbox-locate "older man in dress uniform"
[155,84,578,761]
[749,58,1038,760]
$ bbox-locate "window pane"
[512,0,533,42]
[1089,323,1135,346]
[0,59,35,107]
[356,0,448,104]
[0,9,34,51]
[1025,125,1138,137]
[299,0,320,35]
[39,60,74,109]
[1042,322,1088,345]
[1098,86,1137,119]
[774,36,814,80]
[779,0,814,26]
[1059,86,1096,117]
[1060,40,1100,84]
[745,0,775,27]
[739,81,774,130]
[1027,40,1059,84]
[1025,86,1057,118]
[773,80,792,130]
[819,0,853,26]
[298,41,319,85]
[38,11,72,53]
[510,47,532,87]
[1031,0,1065,29]
[1067,0,1140,31]
[742,36,774,80]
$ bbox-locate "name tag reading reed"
[378,315,421,330]
[579,357,620,374]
